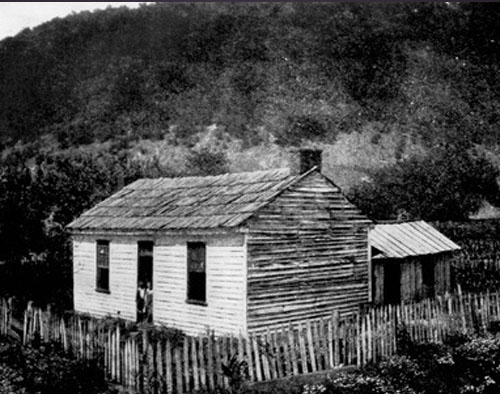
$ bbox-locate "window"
[96,240,110,292]
[187,242,206,304]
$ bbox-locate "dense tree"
[350,146,500,221]
[0,3,499,147]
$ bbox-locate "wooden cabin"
[369,221,461,304]
[68,150,372,336]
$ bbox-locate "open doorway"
[422,258,435,299]
[137,241,153,322]
[384,261,401,304]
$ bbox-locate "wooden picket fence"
[2,288,500,393]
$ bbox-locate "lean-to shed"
[369,221,461,304]
[68,150,372,335]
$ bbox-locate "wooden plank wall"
[374,254,453,305]
[245,172,372,330]
[4,289,500,394]
[401,258,422,302]
[435,254,451,295]
[372,262,384,304]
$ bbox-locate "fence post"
[356,312,362,367]
[457,285,467,334]
[332,310,340,367]
[24,301,33,345]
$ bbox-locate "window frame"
[186,241,207,306]
[96,240,110,293]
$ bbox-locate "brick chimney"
[290,148,322,175]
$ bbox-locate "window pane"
[97,267,109,291]
[188,272,206,302]
[97,241,109,268]
[188,242,205,272]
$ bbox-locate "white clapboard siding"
[154,239,246,336]
[73,236,137,320]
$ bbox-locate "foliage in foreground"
[0,338,109,394]
[237,332,500,394]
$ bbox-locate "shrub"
[0,339,108,394]
[0,363,26,394]
[452,336,500,391]
[324,372,404,394]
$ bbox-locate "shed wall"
[401,257,422,302]
[434,254,451,294]
[372,253,453,304]
[245,172,371,331]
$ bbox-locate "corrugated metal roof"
[68,168,302,231]
[370,221,461,259]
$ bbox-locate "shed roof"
[68,168,303,232]
[370,221,461,259]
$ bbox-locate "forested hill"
[4,2,500,305]
[2,2,500,224]
[2,2,500,147]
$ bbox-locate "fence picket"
[297,323,308,374]
[288,324,299,375]
[183,338,190,393]
[164,340,173,394]
[199,336,207,390]
[252,335,263,382]
[244,332,254,382]
[261,333,271,381]
[272,328,283,378]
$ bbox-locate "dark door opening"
[422,258,435,299]
[384,262,401,304]
[137,241,153,322]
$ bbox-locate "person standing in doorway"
[136,281,146,322]
[145,281,153,323]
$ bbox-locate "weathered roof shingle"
[68,168,300,231]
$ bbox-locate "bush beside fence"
[2,288,500,394]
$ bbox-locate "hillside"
[2,3,500,157]
[2,3,500,305]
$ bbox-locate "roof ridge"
[136,167,291,182]
[374,220,424,226]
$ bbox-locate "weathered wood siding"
[153,234,246,336]
[245,171,371,331]
[401,258,422,302]
[73,235,137,320]
[373,253,452,304]
[372,261,384,304]
[434,254,451,295]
